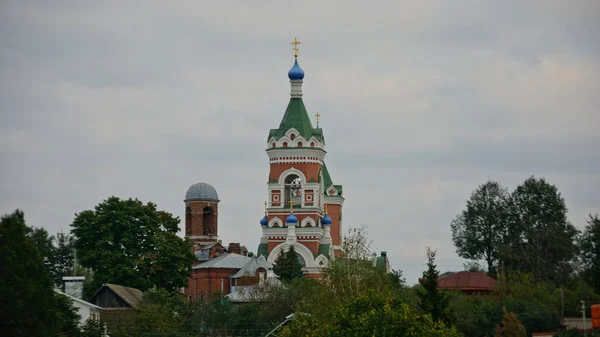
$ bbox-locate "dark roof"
[437,271,497,291]
[90,283,143,308]
[193,253,252,270]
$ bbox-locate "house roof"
[193,253,252,270]
[231,256,272,279]
[437,271,497,291]
[89,283,143,308]
[55,289,103,310]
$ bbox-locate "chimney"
[227,242,241,254]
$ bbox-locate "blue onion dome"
[286,213,298,224]
[260,215,268,227]
[321,214,332,226]
[288,59,305,80]
[185,182,219,202]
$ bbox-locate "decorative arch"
[278,167,307,186]
[301,216,316,228]
[269,217,283,228]
[315,254,329,268]
[285,128,300,139]
[267,242,317,269]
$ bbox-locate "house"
[88,283,143,310]
[186,253,275,301]
[436,271,497,294]
[55,289,102,325]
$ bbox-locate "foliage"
[495,307,527,337]
[580,214,600,293]
[503,176,579,284]
[80,319,105,337]
[71,196,196,292]
[451,180,510,275]
[0,210,81,337]
[273,245,304,281]
[418,247,451,324]
[280,292,462,337]
[108,288,193,337]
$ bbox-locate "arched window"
[185,207,192,235]
[290,134,296,140]
[283,142,288,147]
[272,142,276,148]
[297,142,303,147]
[310,142,315,147]
[202,207,214,235]
[284,174,302,207]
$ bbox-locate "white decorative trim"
[278,167,307,186]
[300,216,316,228]
[285,128,300,139]
[267,242,317,269]
[315,254,329,268]
[268,217,283,228]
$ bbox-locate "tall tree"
[0,210,80,337]
[495,307,527,337]
[580,214,600,293]
[418,248,450,324]
[25,225,55,277]
[273,245,304,281]
[451,180,509,275]
[71,197,196,292]
[504,176,579,283]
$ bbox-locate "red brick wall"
[327,204,342,246]
[185,201,219,237]
[269,163,322,183]
[185,267,239,301]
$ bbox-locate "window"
[283,142,288,147]
[203,207,214,235]
[272,142,276,148]
[284,174,302,207]
[310,142,315,147]
[185,207,192,235]
[290,134,296,140]
[297,142,303,147]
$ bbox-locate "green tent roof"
[317,244,330,258]
[268,98,323,141]
[322,163,343,196]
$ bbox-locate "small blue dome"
[322,214,332,226]
[260,215,268,227]
[288,59,305,80]
[185,182,219,201]
[286,213,298,224]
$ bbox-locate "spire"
[260,201,268,227]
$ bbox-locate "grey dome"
[185,182,219,202]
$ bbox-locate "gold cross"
[289,200,294,212]
[315,113,321,126]
[291,37,301,58]
[264,200,267,214]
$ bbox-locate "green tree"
[273,245,304,281]
[418,248,450,324]
[495,307,527,337]
[0,210,80,337]
[451,180,509,275]
[580,214,600,293]
[504,176,579,283]
[71,197,196,292]
[280,292,462,337]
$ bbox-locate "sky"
[1,0,599,284]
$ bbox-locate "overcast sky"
[1,0,599,284]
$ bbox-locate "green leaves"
[273,245,304,281]
[71,196,196,292]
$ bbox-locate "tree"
[273,245,304,281]
[71,197,196,292]
[418,248,450,324]
[580,214,600,293]
[0,210,80,337]
[280,292,462,337]
[504,176,579,283]
[495,307,527,337]
[451,180,510,275]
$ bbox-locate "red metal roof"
[437,271,497,291]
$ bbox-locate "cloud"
[1,0,598,284]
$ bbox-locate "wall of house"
[185,268,240,301]
[71,301,100,325]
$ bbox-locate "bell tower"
[184,182,220,246]
[257,39,344,277]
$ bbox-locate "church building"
[183,39,345,299]
[257,39,344,277]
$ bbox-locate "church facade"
[256,41,344,277]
